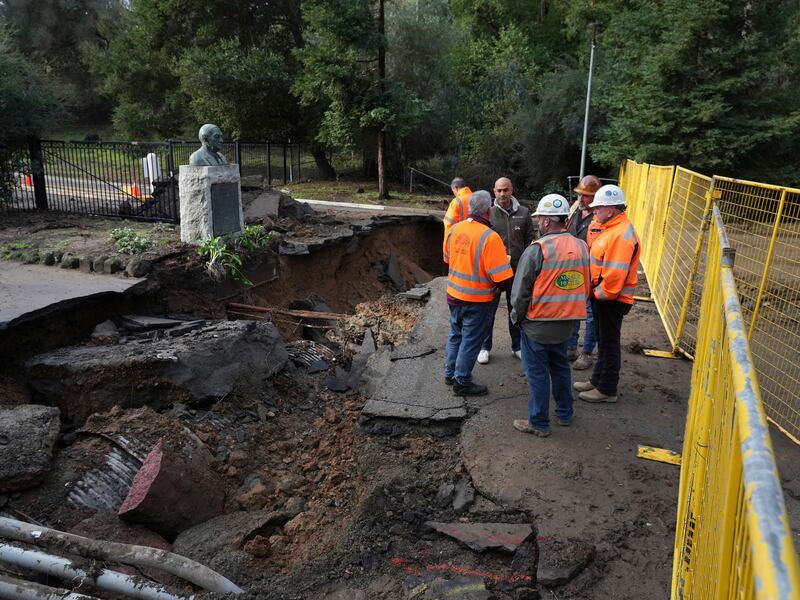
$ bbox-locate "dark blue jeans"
[445,302,493,385]
[568,298,596,353]
[481,289,521,352]
[520,329,574,432]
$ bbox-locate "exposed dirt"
[3,206,798,600]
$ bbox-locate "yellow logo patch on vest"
[555,270,585,290]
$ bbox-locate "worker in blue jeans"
[566,175,602,370]
[510,194,591,437]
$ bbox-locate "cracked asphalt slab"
[361,275,698,598]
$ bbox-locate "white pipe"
[0,573,99,600]
[0,517,242,594]
[0,543,189,600]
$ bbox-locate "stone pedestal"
[179,164,244,244]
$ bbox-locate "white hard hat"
[533,194,570,216]
[588,184,626,207]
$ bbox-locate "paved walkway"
[0,262,144,329]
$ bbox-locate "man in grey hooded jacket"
[477,177,536,364]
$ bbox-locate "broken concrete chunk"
[278,196,315,221]
[452,478,475,513]
[537,538,594,588]
[426,522,533,553]
[173,511,290,580]
[121,315,186,331]
[119,439,225,539]
[361,328,377,355]
[381,252,405,289]
[91,319,120,345]
[307,358,329,374]
[321,366,351,393]
[401,287,431,301]
[0,405,60,492]
[26,321,288,421]
[435,482,455,506]
[390,344,436,361]
[164,320,206,337]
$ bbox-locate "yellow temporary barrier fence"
[619,161,800,444]
[672,206,800,599]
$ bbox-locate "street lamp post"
[579,25,597,180]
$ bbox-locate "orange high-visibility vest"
[444,218,513,302]
[527,232,591,321]
[586,216,604,249]
[443,186,473,242]
[590,212,640,305]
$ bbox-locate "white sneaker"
[512,350,522,360]
[477,350,490,364]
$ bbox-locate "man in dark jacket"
[565,174,601,369]
[477,177,536,364]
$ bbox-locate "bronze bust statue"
[189,124,228,166]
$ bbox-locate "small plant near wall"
[110,227,152,254]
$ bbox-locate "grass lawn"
[282,179,451,210]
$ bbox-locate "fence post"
[27,137,48,210]
[267,142,272,186]
[297,145,301,181]
[747,188,787,340]
[671,180,714,352]
[166,140,175,177]
[234,140,242,177]
[283,144,288,185]
[409,167,413,193]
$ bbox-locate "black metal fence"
[2,139,337,223]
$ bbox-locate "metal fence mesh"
[621,162,800,442]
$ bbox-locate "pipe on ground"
[0,573,100,600]
[0,517,241,594]
[0,543,189,600]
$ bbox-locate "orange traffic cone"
[130,182,141,197]
[24,174,32,186]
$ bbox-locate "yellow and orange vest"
[527,233,591,321]
[444,218,513,303]
[590,212,640,305]
[443,186,473,242]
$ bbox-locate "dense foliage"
[2,0,799,192]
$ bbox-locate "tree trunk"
[311,143,336,179]
[377,0,389,200]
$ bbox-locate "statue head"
[199,124,224,153]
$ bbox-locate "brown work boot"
[513,419,551,437]
[573,380,595,392]
[573,352,593,370]
[579,388,618,403]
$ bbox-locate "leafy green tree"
[295,0,429,194]
[583,0,800,184]
[0,0,119,121]
[0,26,69,198]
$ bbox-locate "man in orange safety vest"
[443,190,513,396]
[443,177,473,244]
[574,184,641,404]
[509,194,591,437]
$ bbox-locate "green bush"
[110,227,152,254]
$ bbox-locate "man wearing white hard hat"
[510,194,591,437]
[574,184,641,404]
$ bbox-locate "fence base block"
[642,349,682,359]
[637,445,681,466]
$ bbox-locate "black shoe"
[453,382,488,396]
[445,376,454,386]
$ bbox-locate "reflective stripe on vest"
[446,219,512,302]
[527,233,590,321]
[590,213,640,305]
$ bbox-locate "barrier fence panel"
[672,206,800,599]
[622,164,711,357]
[712,177,800,443]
